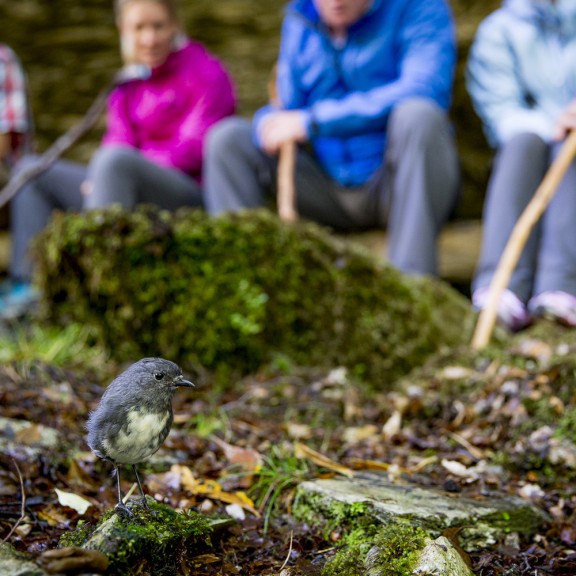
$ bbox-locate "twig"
[0,64,150,211]
[122,482,138,504]
[3,458,26,542]
[446,431,485,460]
[280,530,294,572]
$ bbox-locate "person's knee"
[206,117,251,161]
[504,132,547,156]
[389,98,446,139]
[89,146,138,176]
[86,147,140,209]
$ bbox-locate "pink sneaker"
[528,291,576,327]
[472,287,532,332]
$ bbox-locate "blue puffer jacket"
[467,0,576,148]
[253,0,456,187]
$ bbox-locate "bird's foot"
[137,495,160,517]
[114,502,135,518]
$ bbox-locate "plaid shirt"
[0,43,31,165]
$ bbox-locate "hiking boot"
[528,291,576,327]
[472,287,532,332]
[0,281,39,320]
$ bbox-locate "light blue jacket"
[254,0,456,187]
[467,0,576,148]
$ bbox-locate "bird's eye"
[154,372,165,381]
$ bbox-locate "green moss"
[557,406,576,439]
[322,527,377,576]
[322,522,430,576]
[470,505,545,537]
[33,207,474,390]
[293,491,375,539]
[58,519,94,548]
[58,498,212,575]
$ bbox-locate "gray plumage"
[87,357,194,514]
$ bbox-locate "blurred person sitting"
[0,42,33,313]
[0,43,31,174]
[1,0,235,319]
[468,0,576,330]
[204,0,460,277]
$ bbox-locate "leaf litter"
[1,323,576,574]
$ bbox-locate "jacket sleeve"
[273,0,456,139]
[466,16,553,148]
[102,88,139,148]
[162,59,236,175]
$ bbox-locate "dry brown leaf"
[55,488,92,514]
[14,521,33,537]
[285,422,312,440]
[174,464,260,516]
[382,411,402,440]
[39,547,109,574]
[447,431,486,460]
[343,424,378,444]
[211,436,263,472]
[38,506,72,527]
[294,442,354,478]
[510,339,553,365]
[189,553,221,566]
[15,424,42,444]
[348,458,390,471]
[66,459,99,489]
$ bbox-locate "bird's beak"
[175,376,195,388]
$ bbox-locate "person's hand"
[80,180,93,196]
[258,110,308,155]
[552,99,576,141]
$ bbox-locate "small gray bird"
[87,357,194,515]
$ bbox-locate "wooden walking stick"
[471,128,576,350]
[0,64,150,211]
[277,140,298,222]
[268,63,298,223]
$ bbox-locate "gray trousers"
[11,147,203,281]
[85,147,203,210]
[10,155,86,280]
[473,132,576,300]
[204,98,460,276]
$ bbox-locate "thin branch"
[3,458,26,542]
[279,530,294,572]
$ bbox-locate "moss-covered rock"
[293,474,550,551]
[33,207,475,388]
[57,497,215,575]
[0,541,47,576]
[319,522,475,576]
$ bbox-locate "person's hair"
[114,0,182,25]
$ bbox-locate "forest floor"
[1,319,576,575]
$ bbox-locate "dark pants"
[204,98,460,276]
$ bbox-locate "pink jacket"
[103,39,236,180]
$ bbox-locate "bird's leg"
[132,464,150,510]
[113,465,133,517]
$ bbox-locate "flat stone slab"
[296,472,550,550]
[0,541,46,576]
